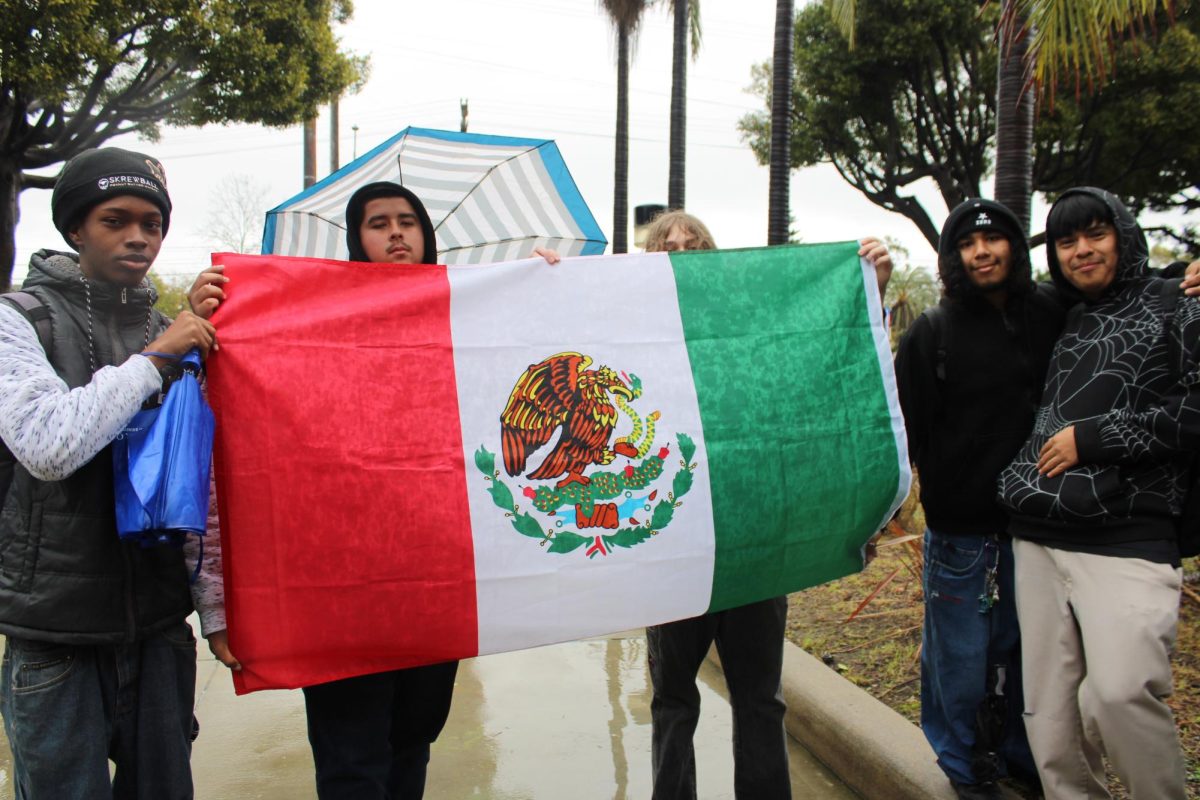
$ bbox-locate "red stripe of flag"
[208,254,478,693]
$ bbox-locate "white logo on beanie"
[95,175,162,194]
[975,212,992,227]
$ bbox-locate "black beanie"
[51,147,172,249]
[937,198,1026,260]
[344,182,438,264]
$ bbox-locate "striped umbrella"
[262,127,607,264]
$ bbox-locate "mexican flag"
[207,243,910,694]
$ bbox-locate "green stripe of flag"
[669,242,903,611]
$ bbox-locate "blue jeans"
[646,595,790,800]
[302,660,459,800]
[920,530,1035,786]
[0,623,198,800]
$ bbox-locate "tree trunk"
[668,0,688,210]
[993,0,1033,234]
[0,163,19,292]
[329,98,340,173]
[613,27,630,254]
[303,117,318,189]
[768,0,794,245]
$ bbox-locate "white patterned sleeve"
[0,303,162,481]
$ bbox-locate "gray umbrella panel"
[263,127,607,263]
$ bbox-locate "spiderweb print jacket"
[998,188,1200,540]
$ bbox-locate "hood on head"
[344,182,437,264]
[1045,186,1149,302]
[936,198,1032,300]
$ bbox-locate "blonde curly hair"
[642,210,716,253]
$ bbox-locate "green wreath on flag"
[473,433,697,556]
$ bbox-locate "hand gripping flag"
[206,243,910,693]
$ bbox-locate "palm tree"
[826,0,1173,233]
[885,264,941,347]
[994,4,1034,231]
[768,0,795,246]
[600,0,651,254]
[665,0,701,210]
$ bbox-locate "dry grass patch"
[786,493,1200,799]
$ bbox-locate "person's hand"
[859,237,893,298]
[189,264,229,319]
[143,310,217,366]
[533,247,561,266]
[1037,426,1079,478]
[206,630,241,671]
[1182,260,1200,297]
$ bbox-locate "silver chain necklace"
[80,275,153,374]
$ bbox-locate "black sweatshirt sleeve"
[893,313,940,466]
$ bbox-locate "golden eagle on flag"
[500,352,644,488]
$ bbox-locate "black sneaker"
[951,780,1003,800]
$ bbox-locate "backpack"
[1155,277,1200,558]
[0,292,53,506]
[921,304,951,382]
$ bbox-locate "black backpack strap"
[0,291,53,507]
[924,305,949,382]
[0,292,52,357]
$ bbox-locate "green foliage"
[1033,13,1200,253]
[2,1,364,140]
[742,0,1200,251]
[0,0,367,286]
[603,526,653,549]
[884,264,940,346]
[678,432,695,463]
[1014,0,1175,99]
[486,480,514,513]
[511,512,546,540]
[739,0,998,248]
[148,271,190,318]
[671,467,692,502]
[649,498,676,530]
[548,532,588,554]
[473,447,495,477]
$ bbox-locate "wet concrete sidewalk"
[190,630,854,799]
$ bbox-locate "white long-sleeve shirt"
[0,302,226,635]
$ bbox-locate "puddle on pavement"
[427,634,854,800]
[0,632,853,799]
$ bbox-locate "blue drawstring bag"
[113,349,214,550]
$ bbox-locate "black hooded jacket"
[997,188,1200,560]
[895,200,1065,535]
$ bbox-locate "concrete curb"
[710,641,1023,800]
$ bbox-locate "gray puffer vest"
[0,251,193,643]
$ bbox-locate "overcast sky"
[15,0,971,285]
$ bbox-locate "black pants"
[646,596,791,800]
[302,661,459,800]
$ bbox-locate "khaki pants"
[1012,539,1185,800]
